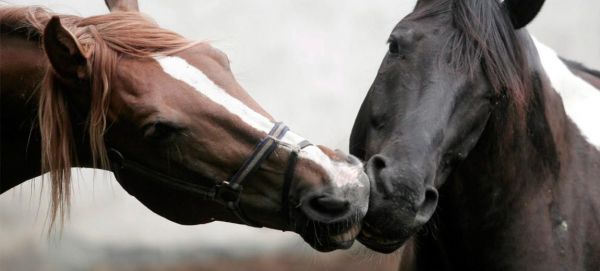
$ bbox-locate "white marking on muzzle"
[154,56,364,187]
[533,38,600,149]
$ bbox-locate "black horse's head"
[350,0,545,253]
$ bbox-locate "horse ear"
[43,16,89,80]
[503,0,546,29]
[105,0,139,12]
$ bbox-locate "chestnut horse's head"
[23,2,368,251]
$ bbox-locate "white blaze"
[154,56,363,188]
[533,37,600,149]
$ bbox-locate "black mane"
[448,0,530,108]
[408,0,531,110]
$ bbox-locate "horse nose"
[301,193,351,221]
[367,154,395,197]
[334,149,363,166]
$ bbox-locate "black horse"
[351,0,600,270]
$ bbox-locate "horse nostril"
[312,196,350,214]
[367,155,394,196]
[303,194,351,219]
[415,187,439,224]
[371,155,387,170]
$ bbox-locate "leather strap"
[280,140,312,229]
[216,122,289,227]
[108,122,310,229]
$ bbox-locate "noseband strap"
[280,139,312,228]
[215,122,289,226]
[108,122,311,228]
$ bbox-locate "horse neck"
[410,39,600,270]
[0,32,91,193]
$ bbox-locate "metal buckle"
[216,181,242,206]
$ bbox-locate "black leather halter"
[108,122,312,228]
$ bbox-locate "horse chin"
[298,223,362,252]
[356,201,419,253]
[357,221,408,253]
[292,206,365,252]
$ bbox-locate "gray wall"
[1,1,599,270]
[530,0,600,68]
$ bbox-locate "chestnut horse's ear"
[503,0,546,29]
[43,16,89,80]
[105,0,139,12]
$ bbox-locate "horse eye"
[143,122,181,143]
[370,115,386,130]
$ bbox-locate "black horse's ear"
[43,16,89,80]
[503,0,546,29]
[105,0,139,12]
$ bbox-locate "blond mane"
[0,6,197,228]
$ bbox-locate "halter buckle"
[216,181,242,206]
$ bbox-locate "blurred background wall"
[1,1,599,270]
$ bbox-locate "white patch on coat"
[533,38,600,149]
[154,56,364,188]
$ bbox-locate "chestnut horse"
[351,0,600,269]
[0,1,368,252]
